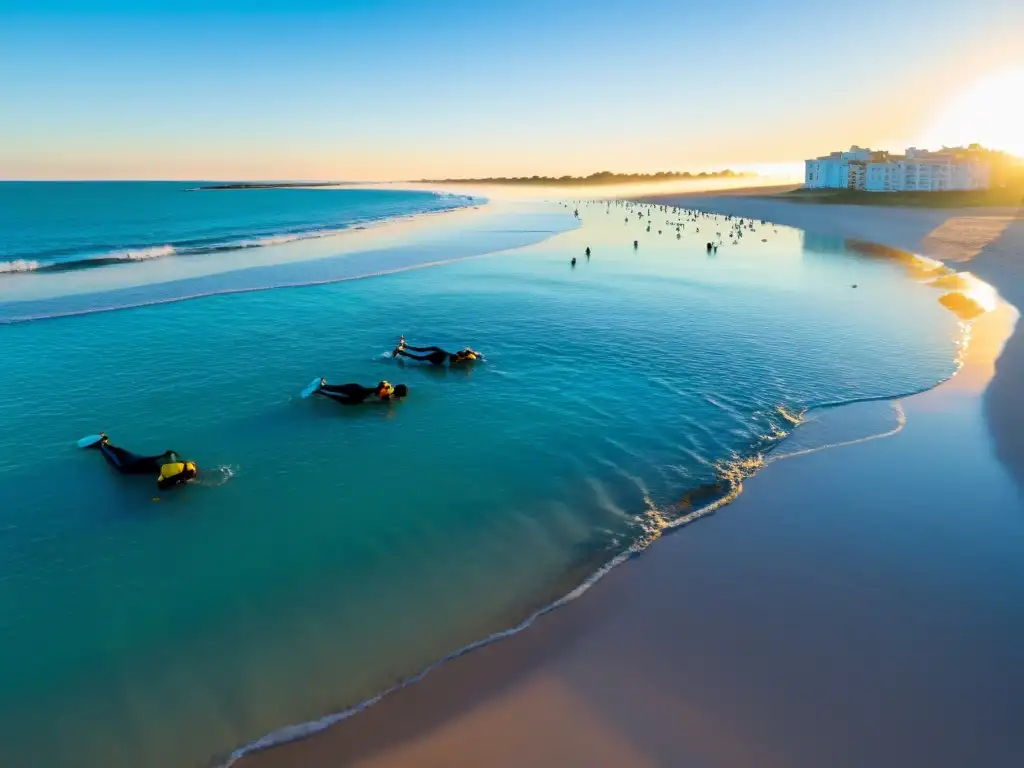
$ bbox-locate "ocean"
[0,185,967,767]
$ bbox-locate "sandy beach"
[236,194,1024,768]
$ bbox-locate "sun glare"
[923,68,1024,158]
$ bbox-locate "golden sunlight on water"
[944,299,1017,393]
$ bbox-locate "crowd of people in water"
[564,198,780,268]
[80,200,782,495]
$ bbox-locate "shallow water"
[0,195,965,767]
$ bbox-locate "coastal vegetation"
[417,169,751,186]
[780,184,1024,208]
[198,182,348,190]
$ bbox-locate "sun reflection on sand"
[921,216,1016,263]
[944,299,1017,393]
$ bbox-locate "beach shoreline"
[639,192,1024,491]
[230,194,1024,768]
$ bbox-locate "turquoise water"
[0,192,966,767]
[0,182,471,272]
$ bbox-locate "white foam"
[124,246,177,262]
[0,259,41,273]
[121,245,175,261]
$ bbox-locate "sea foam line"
[0,197,478,277]
[769,401,907,463]
[0,229,549,326]
[0,259,41,274]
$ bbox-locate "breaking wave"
[0,196,478,277]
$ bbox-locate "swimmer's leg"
[394,348,439,362]
[321,383,368,397]
[98,441,131,473]
[319,391,361,405]
[99,442,164,474]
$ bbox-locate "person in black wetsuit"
[83,434,197,489]
[312,380,408,404]
[392,338,480,365]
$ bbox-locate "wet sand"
[235,196,1024,768]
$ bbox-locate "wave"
[0,198,477,278]
[0,219,577,326]
[0,229,365,275]
[0,259,41,274]
[0,251,506,325]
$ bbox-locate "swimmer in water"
[303,379,407,404]
[78,433,197,490]
[392,338,481,365]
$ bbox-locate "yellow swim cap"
[379,381,395,398]
[159,462,186,480]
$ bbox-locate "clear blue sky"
[2,0,1022,179]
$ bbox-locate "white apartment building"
[804,146,872,190]
[806,145,991,192]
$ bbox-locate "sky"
[2,0,1022,180]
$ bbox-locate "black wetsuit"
[395,345,453,365]
[318,383,380,405]
[98,441,177,475]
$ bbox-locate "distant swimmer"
[302,379,408,404]
[571,257,577,267]
[706,242,713,252]
[634,240,638,249]
[585,247,591,257]
[77,433,197,490]
[392,338,481,365]
[574,208,579,217]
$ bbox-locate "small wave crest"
[1,196,476,278]
[0,259,41,274]
[123,245,175,261]
[3,245,177,274]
